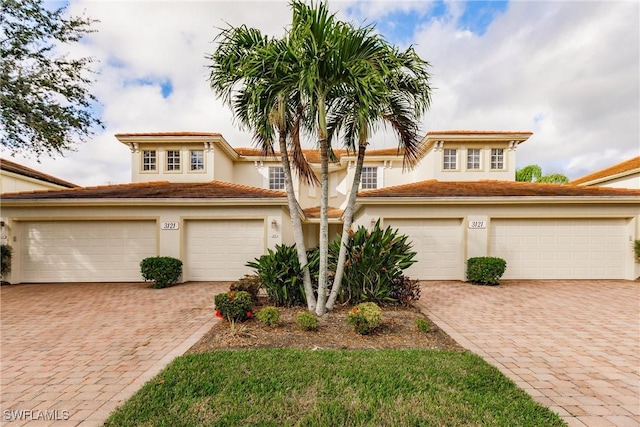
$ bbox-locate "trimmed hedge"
[466,257,507,286]
[140,256,183,288]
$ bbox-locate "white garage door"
[185,220,264,281]
[21,221,157,282]
[385,218,463,280]
[490,218,627,279]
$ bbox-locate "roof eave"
[115,134,240,161]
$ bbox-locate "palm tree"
[208,25,318,311]
[289,0,426,315]
[324,45,433,311]
[516,164,569,184]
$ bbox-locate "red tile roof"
[570,157,640,185]
[1,180,286,200]
[303,206,344,219]
[358,180,640,198]
[0,158,78,188]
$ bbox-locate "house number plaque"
[468,220,486,229]
[160,221,180,230]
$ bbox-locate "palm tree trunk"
[278,132,316,311]
[326,139,366,311]
[316,96,330,316]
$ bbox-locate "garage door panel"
[385,218,463,280]
[21,221,157,282]
[490,219,626,279]
[186,220,264,281]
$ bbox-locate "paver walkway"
[417,280,640,427]
[1,282,226,426]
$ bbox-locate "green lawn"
[104,349,565,426]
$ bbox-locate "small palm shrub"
[296,311,318,331]
[329,221,417,305]
[256,306,280,327]
[347,302,383,335]
[389,275,421,306]
[230,274,262,301]
[415,318,431,333]
[634,240,640,263]
[247,244,319,307]
[214,291,254,322]
[466,257,507,286]
[140,256,182,288]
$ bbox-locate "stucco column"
[466,215,489,259]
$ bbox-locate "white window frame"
[166,149,181,172]
[443,149,457,170]
[142,150,157,172]
[269,166,286,190]
[189,150,205,172]
[466,148,481,170]
[360,167,378,189]
[491,148,505,170]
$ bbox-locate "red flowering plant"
[213,291,254,322]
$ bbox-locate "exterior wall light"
[271,219,278,229]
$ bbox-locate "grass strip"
[105,349,565,426]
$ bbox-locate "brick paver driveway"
[417,280,640,427]
[1,282,226,426]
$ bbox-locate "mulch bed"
[188,297,463,353]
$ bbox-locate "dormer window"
[269,166,285,190]
[190,150,204,171]
[467,149,481,170]
[166,150,181,171]
[142,150,156,171]
[443,149,457,170]
[360,167,378,189]
[491,149,505,170]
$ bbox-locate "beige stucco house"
[1,130,639,284]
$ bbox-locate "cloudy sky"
[2,0,639,187]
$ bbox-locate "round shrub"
[256,306,280,327]
[466,257,507,286]
[347,302,382,335]
[140,256,183,289]
[214,291,254,322]
[296,311,318,331]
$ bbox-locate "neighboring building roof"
[358,180,640,198]
[1,180,286,200]
[0,158,78,189]
[570,156,640,186]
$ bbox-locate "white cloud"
[1,0,638,186]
